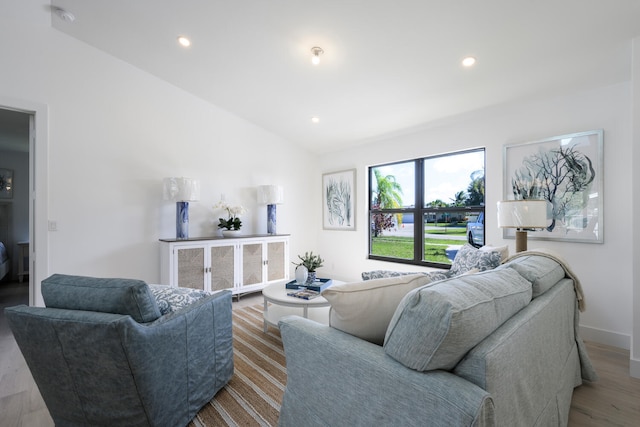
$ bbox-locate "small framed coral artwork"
[503,130,603,244]
[323,169,356,231]
[0,169,13,199]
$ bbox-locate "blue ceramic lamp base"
[176,201,190,239]
[267,204,277,234]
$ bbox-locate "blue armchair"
[5,274,233,427]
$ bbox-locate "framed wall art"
[503,129,603,244]
[0,169,13,199]
[323,169,356,231]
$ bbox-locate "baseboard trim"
[630,357,640,379]
[579,325,630,350]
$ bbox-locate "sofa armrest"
[278,316,495,427]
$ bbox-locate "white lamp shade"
[257,185,284,205]
[497,200,548,229]
[163,177,200,202]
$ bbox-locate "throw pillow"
[361,270,420,281]
[449,244,502,277]
[479,244,509,263]
[384,268,533,371]
[321,274,434,345]
[499,255,565,298]
[361,270,451,282]
[148,284,213,315]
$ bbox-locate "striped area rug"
[190,304,286,427]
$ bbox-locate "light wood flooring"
[1,281,638,426]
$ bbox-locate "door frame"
[0,97,49,306]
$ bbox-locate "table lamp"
[497,199,548,252]
[163,177,200,239]
[257,185,284,234]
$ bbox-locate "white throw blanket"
[503,248,586,312]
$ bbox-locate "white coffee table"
[262,280,342,332]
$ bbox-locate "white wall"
[0,1,319,305]
[318,81,634,352]
[631,37,640,377]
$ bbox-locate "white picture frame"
[323,169,356,231]
[503,130,604,244]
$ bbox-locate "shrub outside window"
[369,149,485,268]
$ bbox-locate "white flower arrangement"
[213,201,248,230]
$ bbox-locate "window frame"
[368,148,485,269]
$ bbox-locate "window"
[369,149,485,268]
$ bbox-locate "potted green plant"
[293,251,324,284]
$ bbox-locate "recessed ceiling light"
[53,7,75,23]
[311,47,324,65]
[311,117,320,123]
[177,36,191,47]
[462,56,476,67]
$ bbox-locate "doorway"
[0,99,49,306]
[0,108,31,300]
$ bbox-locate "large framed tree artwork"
[323,169,356,231]
[503,130,603,244]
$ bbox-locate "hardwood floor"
[0,281,53,427]
[569,342,640,425]
[0,282,638,426]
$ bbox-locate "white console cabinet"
[160,235,289,296]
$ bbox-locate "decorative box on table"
[285,278,333,292]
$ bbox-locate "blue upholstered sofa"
[278,252,597,426]
[5,274,233,427]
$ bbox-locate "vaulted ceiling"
[15,1,640,153]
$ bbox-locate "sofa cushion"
[148,284,212,315]
[384,268,533,371]
[42,274,161,323]
[500,255,566,298]
[322,274,434,345]
[449,244,503,276]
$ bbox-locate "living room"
[0,0,639,424]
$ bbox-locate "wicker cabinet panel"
[176,247,205,290]
[242,243,263,286]
[210,245,235,291]
[267,241,286,281]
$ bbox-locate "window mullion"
[414,159,423,262]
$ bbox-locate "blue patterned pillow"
[362,270,451,282]
[362,270,419,281]
[426,271,451,282]
[449,244,502,277]
[148,285,212,315]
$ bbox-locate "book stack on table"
[286,289,321,300]
[285,278,333,293]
